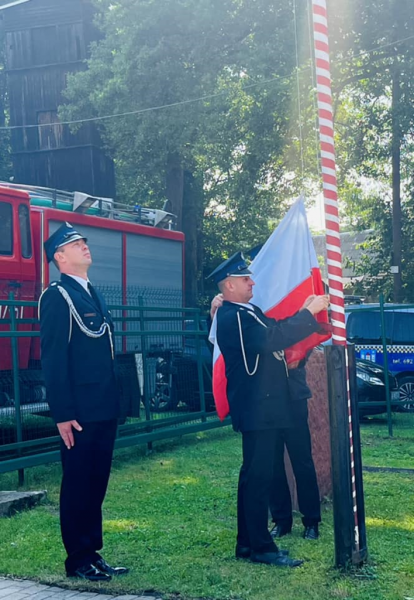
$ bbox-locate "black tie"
[87,282,102,314]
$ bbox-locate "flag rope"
[310,0,360,552]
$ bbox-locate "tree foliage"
[329,0,414,301]
[57,0,414,303]
[0,25,11,182]
[61,0,316,302]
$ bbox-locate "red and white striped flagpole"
[310,0,360,552]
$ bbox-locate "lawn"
[0,414,413,600]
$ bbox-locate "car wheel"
[150,381,178,412]
[398,376,414,412]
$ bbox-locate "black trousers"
[237,429,282,554]
[60,419,118,573]
[269,411,321,528]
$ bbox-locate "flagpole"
[310,0,362,560]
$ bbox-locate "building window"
[18,204,32,259]
[37,110,63,150]
[0,202,13,256]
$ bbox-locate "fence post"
[379,294,393,437]
[194,311,206,421]
[9,293,25,486]
[138,296,152,450]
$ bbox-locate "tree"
[329,0,414,301]
[0,25,11,182]
[61,0,312,304]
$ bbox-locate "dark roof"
[313,230,373,281]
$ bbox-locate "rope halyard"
[293,0,306,185]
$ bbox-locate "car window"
[19,204,32,259]
[0,202,13,256]
[347,311,393,344]
[391,312,414,344]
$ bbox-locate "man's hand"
[301,295,316,309]
[57,420,83,450]
[305,295,330,316]
[210,293,224,319]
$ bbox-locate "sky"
[306,194,325,232]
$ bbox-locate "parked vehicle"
[346,304,414,412]
[356,358,400,417]
[150,319,214,412]
[150,319,398,417]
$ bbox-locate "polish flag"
[209,196,331,420]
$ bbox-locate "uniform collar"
[224,300,254,309]
[65,274,91,295]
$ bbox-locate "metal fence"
[0,293,228,484]
[346,294,414,435]
[2,291,413,483]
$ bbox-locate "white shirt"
[66,274,91,295]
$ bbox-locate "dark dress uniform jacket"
[39,274,119,424]
[216,301,320,432]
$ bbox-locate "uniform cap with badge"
[44,222,87,263]
[207,251,253,285]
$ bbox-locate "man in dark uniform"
[39,223,129,582]
[210,298,323,541]
[208,252,329,567]
[269,351,321,540]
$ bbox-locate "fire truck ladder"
[0,182,176,230]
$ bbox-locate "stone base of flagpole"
[285,348,332,510]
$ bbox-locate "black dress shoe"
[67,563,112,581]
[235,544,251,559]
[235,544,289,559]
[270,524,292,539]
[94,558,129,576]
[250,551,303,568]
[303,525,319,540]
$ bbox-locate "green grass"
[0,420,413,600]
[360,412,414,469]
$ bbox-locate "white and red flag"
[209,196,331,420]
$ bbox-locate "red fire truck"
[0,183,185,409]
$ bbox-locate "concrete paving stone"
[24,584,51,592]
[11,583,48,593]
[23,592,56,600]
[78,596,114,600]
[6,580,42,588]
[0,580,166,600]
[111,596,161,600]
[59,588,100,600]
[0,580,16,588]
[42,592,85,599]
[84,596,117,600]
[0,586,14,593]
[0,587,20,597]
[63,592,97,598]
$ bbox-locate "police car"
[346,304,414,412]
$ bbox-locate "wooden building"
[0,0,115,197]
